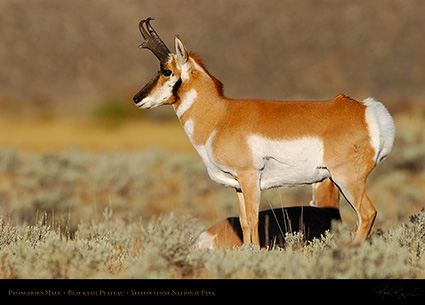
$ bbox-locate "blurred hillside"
[0,0,424,118]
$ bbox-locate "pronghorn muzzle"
[133,73,160,106]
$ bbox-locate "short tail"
[362,98,395,165]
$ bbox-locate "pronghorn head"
[133,17,191,109]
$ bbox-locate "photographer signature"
[371,284,420,301]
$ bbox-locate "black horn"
[138,17,171,65]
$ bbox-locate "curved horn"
[138,17,171,65]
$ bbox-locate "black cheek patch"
[172,78,182,98]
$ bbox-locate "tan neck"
[173,69,227,147]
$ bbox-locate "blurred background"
[0,0,424,230]
[1,0,424,118]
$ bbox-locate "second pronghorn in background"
[133,18,395,246]
[196,178,341,250]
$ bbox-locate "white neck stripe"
[175,89,197,117]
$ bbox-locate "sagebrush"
[0,210,424,279]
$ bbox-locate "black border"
[1,279,425,302]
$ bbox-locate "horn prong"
[138,17,171,65]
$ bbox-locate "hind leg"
[331,169,376,243]
[348,187,376,242]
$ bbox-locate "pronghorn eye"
[162,69,172,77]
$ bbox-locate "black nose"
[133,95,140,104]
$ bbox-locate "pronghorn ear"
[174,35,188,65]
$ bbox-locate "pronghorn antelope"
[195,206,341,250]
[133,18,395,246]
[196,179,341,250]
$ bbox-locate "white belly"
[183,118,329,190]
[202,135,330,190]
[248,135,330,190]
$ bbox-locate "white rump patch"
[247,135,330,190]
[362,97,395,164]
[194,231,216,250]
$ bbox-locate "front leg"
[236,171,261,246]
